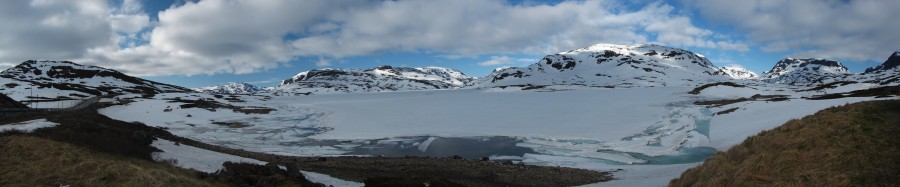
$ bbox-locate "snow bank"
[300,171,364,187]
[151,139,266,173]
[707,97,882,150]
[0,119,59,133]
[151,139,362,186]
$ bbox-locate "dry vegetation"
[670,100,900,187]
[0,135,223,186]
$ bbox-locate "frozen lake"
[98,86,881,186]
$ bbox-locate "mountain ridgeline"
[864,51,900,74]
[0,60,191,101]
[477,44,730,88]
[757,51,900,86]
[155,44,900,95]
[759,58,851,86]
[2,45,899,98]
[194,82,264,95]
[718,66,758,79]
[275,65,475,94]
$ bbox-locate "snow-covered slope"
[194,82,263,94]
[719,65,758,79]
[857,52,900,86]
[0,60,191,102]
[477,43,729,88]
[276,65,475,94]
[760,58,852,86]
[864,51,900,74]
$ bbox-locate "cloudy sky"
[0,0,897,87]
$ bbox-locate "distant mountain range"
[194,82,263,95]
[718,65,758,79]
[755,51,900,86]
[274,65,475,94]
[1,45,898,100]
[759,58,852,86]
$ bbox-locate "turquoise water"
[625,146,717,165]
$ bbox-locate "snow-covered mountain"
[719,65,758,79]
[477,43,729,88]
[864,51,900,74]
[276,65,475,94]
[760,58,852,86]
[194,82,263,94]
[856,52,900,86]
[0,60,191,101]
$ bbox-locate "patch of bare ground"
[670,100,900,187]
[275,156,611,187]
[807,85,900,100]
[212,121,250,128]
[688,82,748,95]
[165,97,275,114]
[798,81,858,92]
[694,94,789,107]
[714,107,739,115]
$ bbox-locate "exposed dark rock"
[864,51,900,73]
[0,93,27,108]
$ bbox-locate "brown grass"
[0,135,224,187]
[670,100,900,187]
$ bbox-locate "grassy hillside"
[0,135,224,186]
[670,100,900,186]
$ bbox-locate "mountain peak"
[719,65,758,79]
[276,66,474,94]
[761,58,851,86]
[194,82,262,94]
[0,60,191,101]
[477,43,728,88]
[863,51,900,73]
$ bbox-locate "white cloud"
[77,0,365,76]
[684,0,900,62]
[478,56,512,66]
[292,0,744,58]
[109,14,149,33]
[315,56,331,67]
[645,17,748,52]
[0,0,751,76]
[0,0,113,63]
[478,56,539,66]
[116,0,143,14]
